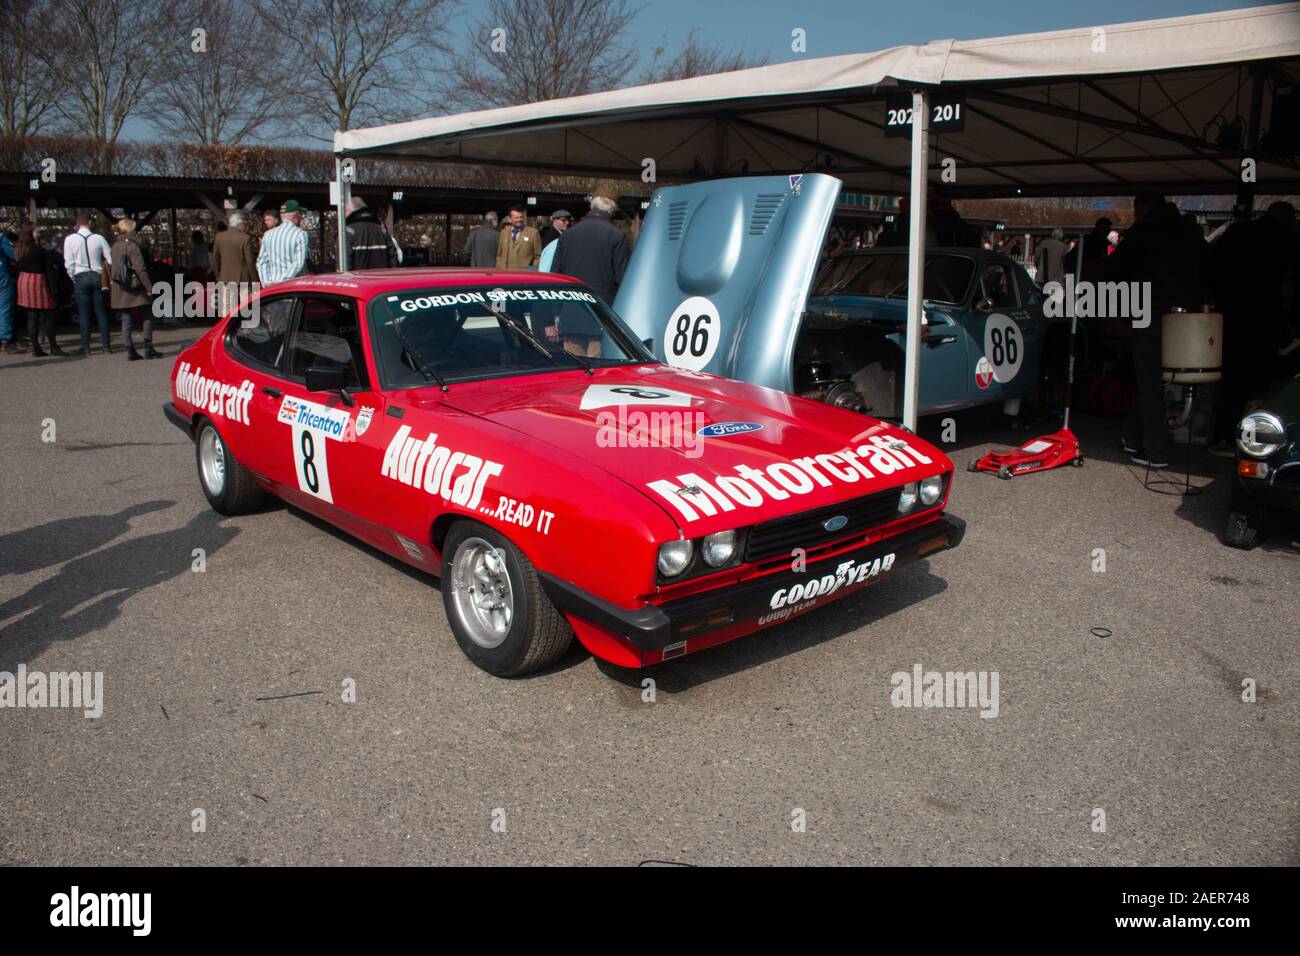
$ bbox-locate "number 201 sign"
[884,91,966,138]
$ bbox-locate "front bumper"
[540,513,965,653]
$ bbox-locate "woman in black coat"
[14,223,65,356]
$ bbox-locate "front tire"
[1224,507,1267,550]
[195,418,264,515]
[441,521,573,676]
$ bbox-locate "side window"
[979,263,1019,309]
[286,297,368,388]
[231,297,295,370]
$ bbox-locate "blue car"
[614,173,1065,420]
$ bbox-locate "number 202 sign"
[884,91,966,138]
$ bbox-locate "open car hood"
[613,173,841,395]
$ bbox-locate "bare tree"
[151,0,284,144]
[254,0,459,141]
[447,0,640,110]
[0,0,67,135]
[40,0,183,170]
[639,28,769,84]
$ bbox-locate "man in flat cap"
[257,199,310,285]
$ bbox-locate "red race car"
[164,269,964,676]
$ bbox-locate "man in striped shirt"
[257,199,310,285]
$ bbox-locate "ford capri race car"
[164,269,964,676]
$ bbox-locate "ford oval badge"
[823,515,849,533]
[698,421,764,438]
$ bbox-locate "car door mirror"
[975,296,994,312]
[304,365,347,394]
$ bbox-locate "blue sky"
[626,0,1284,63]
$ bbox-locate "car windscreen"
[812,254,974,305]
[368,284,654,389]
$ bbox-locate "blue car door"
[969,259,1038,402]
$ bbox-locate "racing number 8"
[300,430,319,493]
[291,423,334,502]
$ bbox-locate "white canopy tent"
[334,3,1300,429]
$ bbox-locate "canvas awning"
[336,4,1300,198]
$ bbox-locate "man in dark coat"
[465,212,500,267]
[549,186,630,357]
[344,198,396,271]
[1105,195,1209,468]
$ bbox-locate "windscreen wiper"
[489,303,594,376]
[390,317,449,392]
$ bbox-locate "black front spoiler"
[540,513,965,652]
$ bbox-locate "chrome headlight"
[898,481,919,514]
[919,474,944,506]
[701,530,738,567]
[657,539,694,577]
[1237,412,1285,459]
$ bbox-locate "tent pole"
[902,88,930,432]
[334,155,351,271]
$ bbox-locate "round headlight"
[919,474,944,506]
[657,539,694,577]
[1237,412,1285,459]
[701,530,738,567]
[898,481,919,514]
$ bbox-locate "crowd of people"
[461,183,631,357]
[0,197,402,358]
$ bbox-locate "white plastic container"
[1162,310,1223,384]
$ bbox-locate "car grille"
[744,487,902,563]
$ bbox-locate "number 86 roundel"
[663,296,721,372]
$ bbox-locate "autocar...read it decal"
[380,424,504,511]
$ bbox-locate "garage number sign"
[884,91,966,137]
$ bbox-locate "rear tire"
[195,418,264,515]
[441,521,573,676]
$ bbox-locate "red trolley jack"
[967,427,1084,479]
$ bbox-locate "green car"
[1226,373,1300,549]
